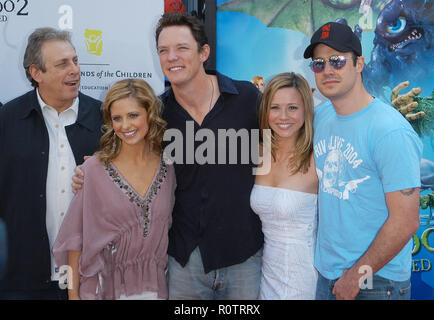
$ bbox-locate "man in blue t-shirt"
[303,22,422,300]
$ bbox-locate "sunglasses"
[309,55,348,73]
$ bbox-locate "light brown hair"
[95,79,166,163]
[258,72,314,174]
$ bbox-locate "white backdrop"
[0,0,164,104]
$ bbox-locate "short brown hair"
[95,79,166,163]
[258,72,314,174]
[155,12,209,66]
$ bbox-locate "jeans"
[168,246,262,300]
[315,272,411,300]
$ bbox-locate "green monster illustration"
[420,193,433,227]
[391,81,433,136]
[218,0,383,34]
[392,82,434,227]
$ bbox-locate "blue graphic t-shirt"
[313,98,422,281]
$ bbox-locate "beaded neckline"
[104,155,168,237]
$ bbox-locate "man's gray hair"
[23,27,74,88]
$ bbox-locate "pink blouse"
[53,155,176,299]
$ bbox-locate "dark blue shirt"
[161,71,264,273]
[0,90,103,291]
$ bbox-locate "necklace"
[209,77,214,111]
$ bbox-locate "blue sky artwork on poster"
[216,0,433,299]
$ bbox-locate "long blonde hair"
[258,72,314,174]
[95,78,166,163]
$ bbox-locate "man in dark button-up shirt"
[162,70,263,272]
[157,13,264,299]
[0,27,103,299]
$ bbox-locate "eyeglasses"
[309,55,348,73]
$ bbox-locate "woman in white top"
[250,72,318,299]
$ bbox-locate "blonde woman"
[250,72,318,299]
[53,79,176,300]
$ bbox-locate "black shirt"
[161,71,264,273]
[0,90,103,291]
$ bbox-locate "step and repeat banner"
[0,0,164,104]
[217,0,433,299]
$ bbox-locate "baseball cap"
[303,22,362,59]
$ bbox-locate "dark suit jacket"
[0,90,103,291]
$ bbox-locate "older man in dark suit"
[0,27,103,300]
